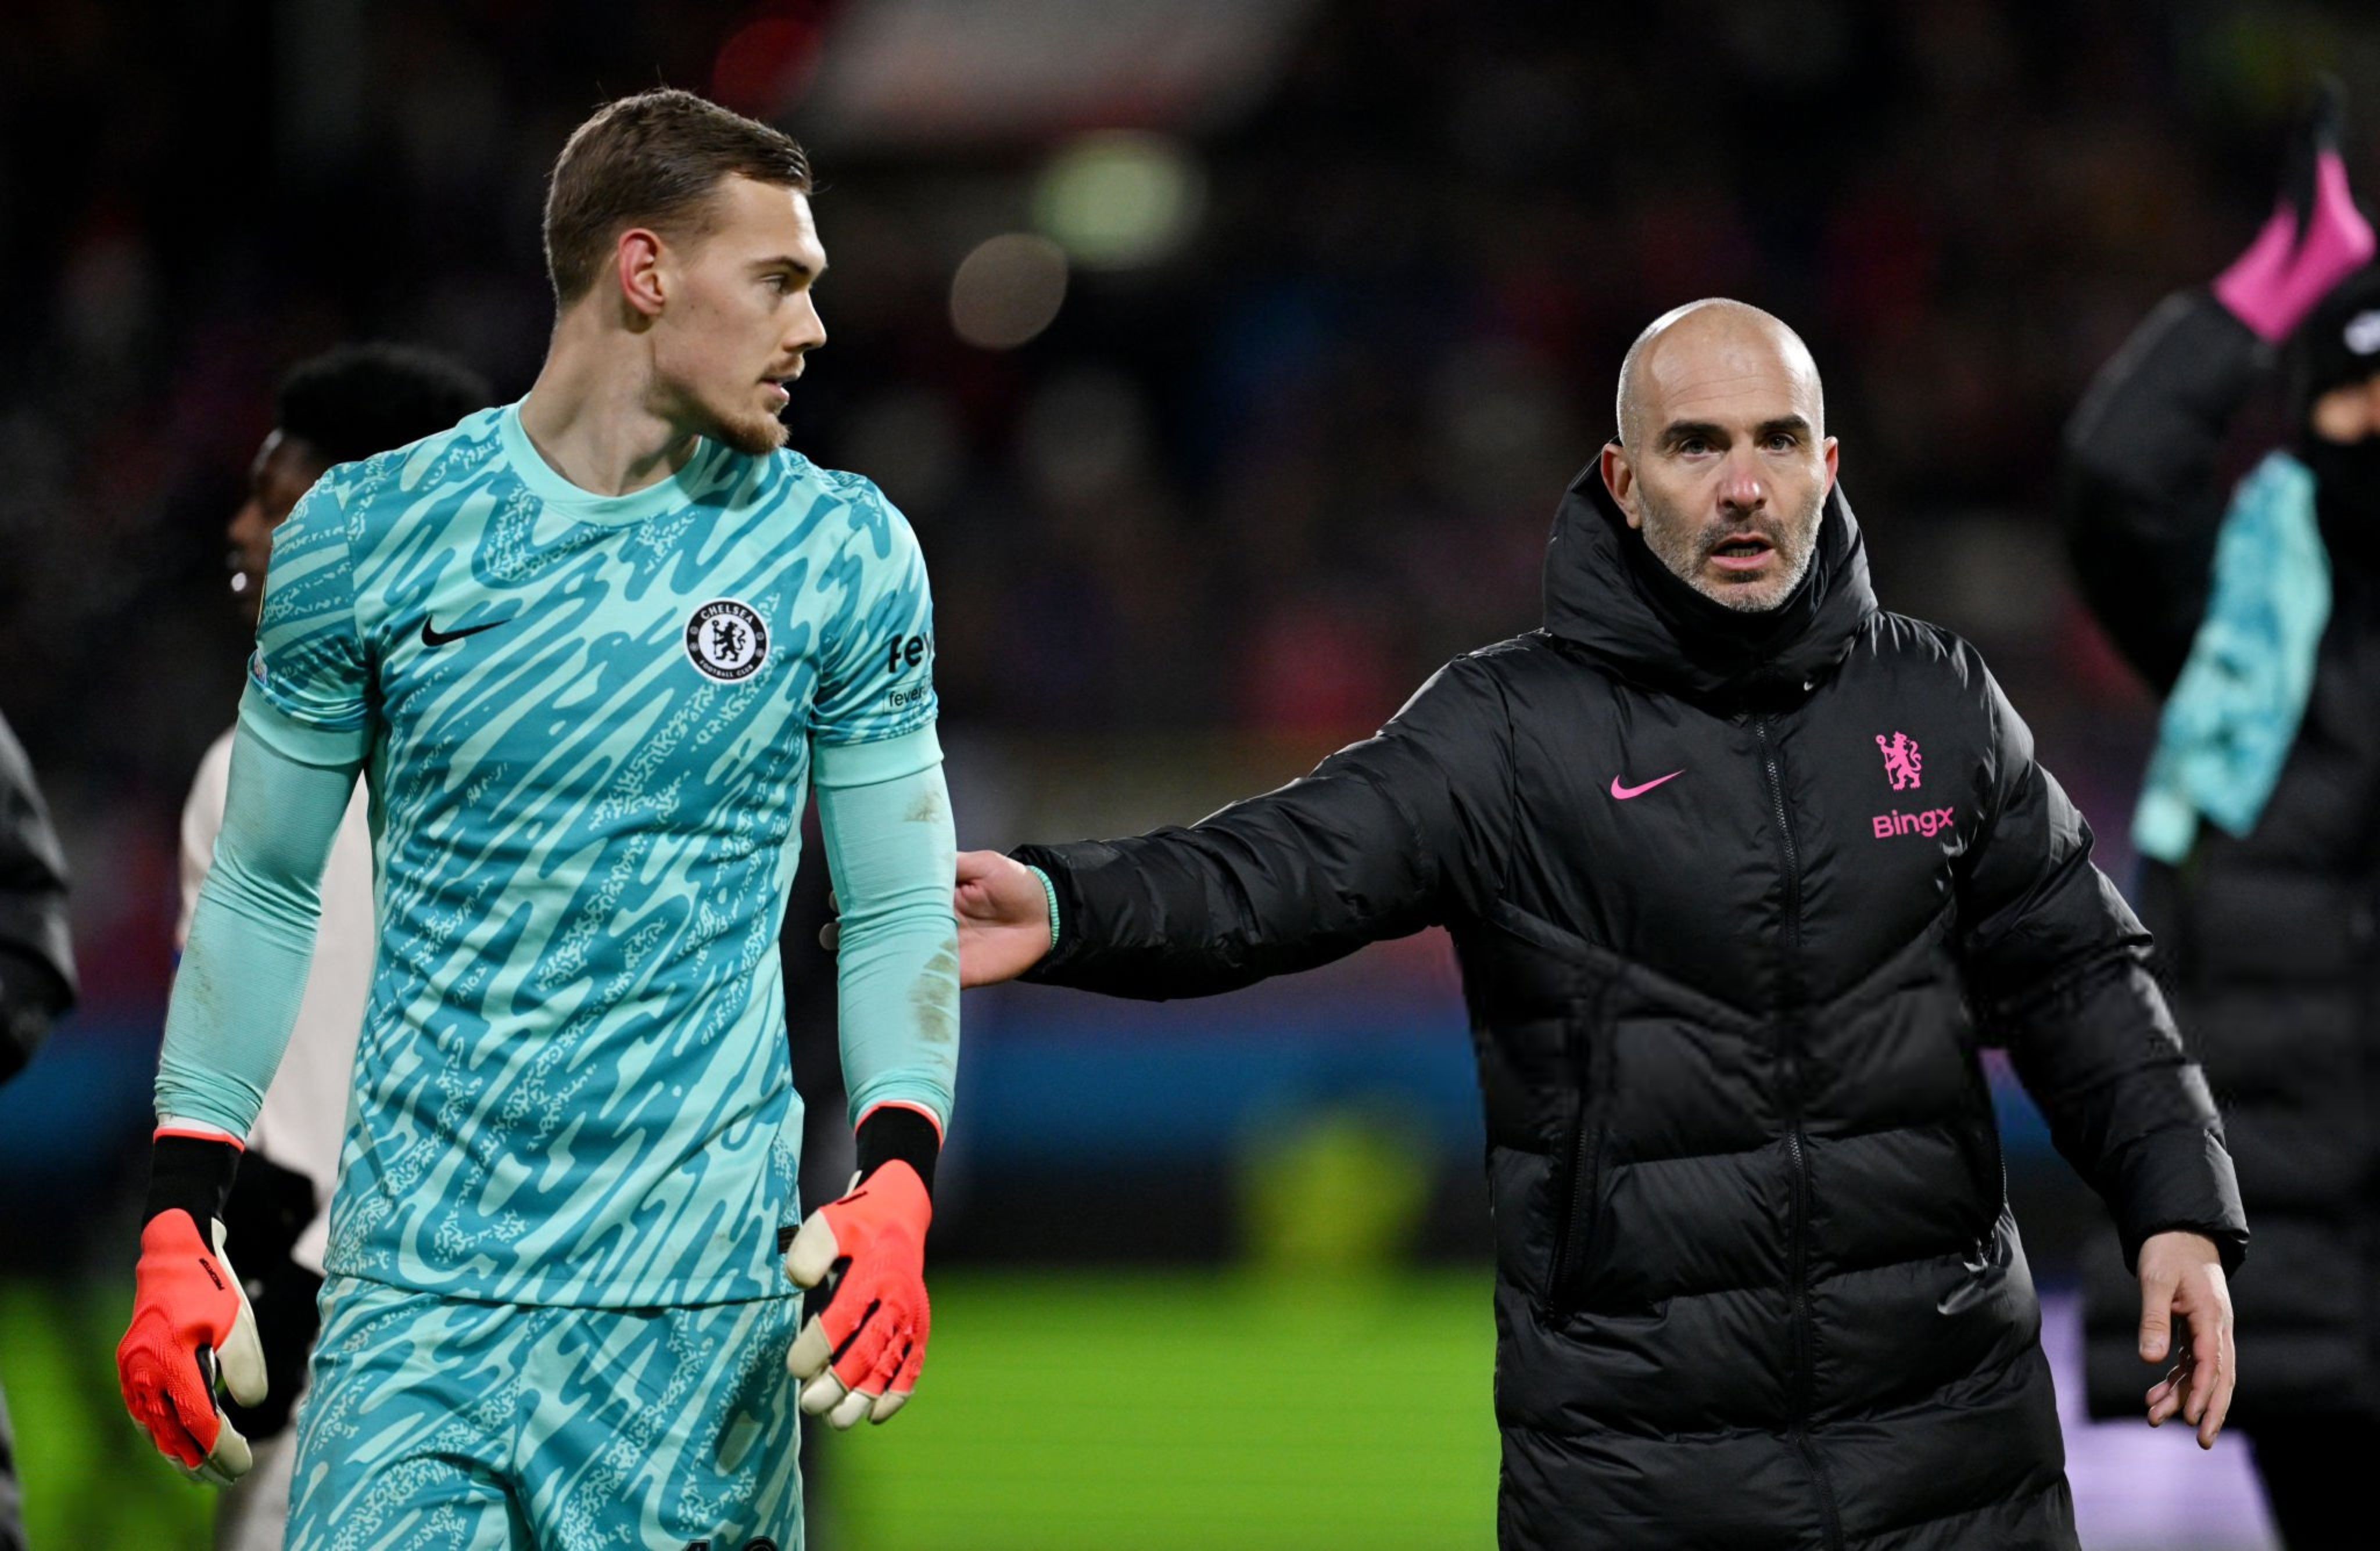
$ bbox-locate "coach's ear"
[615,227,669,321]
[1601,441,1642,529]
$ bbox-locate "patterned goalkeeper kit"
[245,403,945,1550]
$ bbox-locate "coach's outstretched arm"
[1954,655,2247,1448]
[969,658,1511,999]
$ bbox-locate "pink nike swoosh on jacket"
[1608,770,1684,800]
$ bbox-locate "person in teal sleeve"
[114,89,959,1551]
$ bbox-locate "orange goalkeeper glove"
[784,1105,938,1429]
[116,1130,268,1484]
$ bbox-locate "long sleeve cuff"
[855,1103,943,1196]
[2104,1121,2248,1276]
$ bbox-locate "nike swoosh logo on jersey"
[420,615,514,648]
[1609,770,1684,800]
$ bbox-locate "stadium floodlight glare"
[949,233,1070,350]
[1033,131,1206,270]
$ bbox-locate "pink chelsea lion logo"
[1876,732,1922,791]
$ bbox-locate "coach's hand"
[786,1158,933,1428]
[952,850,1053,986]
[2135,1230,2235,1449]
[819,850,1051,986]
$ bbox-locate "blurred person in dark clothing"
[0,705,81,1551]
[935,300,2246,1551]
[178,343,489,1551]
[0,713,74,1112]
[219,346,492,629]
[2063,91,2380,1551]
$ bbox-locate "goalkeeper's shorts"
[284,1275,804,1551]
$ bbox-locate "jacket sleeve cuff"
[1010,843,1095,982]
[2107,1123,2248,1276]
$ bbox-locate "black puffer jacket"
[2065,288,2380,1426]
[0,708,75,1084]
[1019,469,2246,1550]
[0,706,74,1551]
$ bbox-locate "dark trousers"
[2249,1417,2380,1550]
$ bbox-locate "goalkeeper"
[115,89,958,1551]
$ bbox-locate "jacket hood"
[1540,457,1877,701]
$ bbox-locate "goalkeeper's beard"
[713,402,791,457]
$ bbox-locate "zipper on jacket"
[1544,997,1608,1319]
[1755,713,1846,1551]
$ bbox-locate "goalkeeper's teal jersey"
[248,403,941,1306]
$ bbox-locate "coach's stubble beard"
[1637,484,1824,613]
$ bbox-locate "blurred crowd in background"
[11,0,2372,1011]
[4,2,2377,1545]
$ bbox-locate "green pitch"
[0,1280,216,1546]
[0,1269,1497,1548]
[817,1270,1500,1550]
